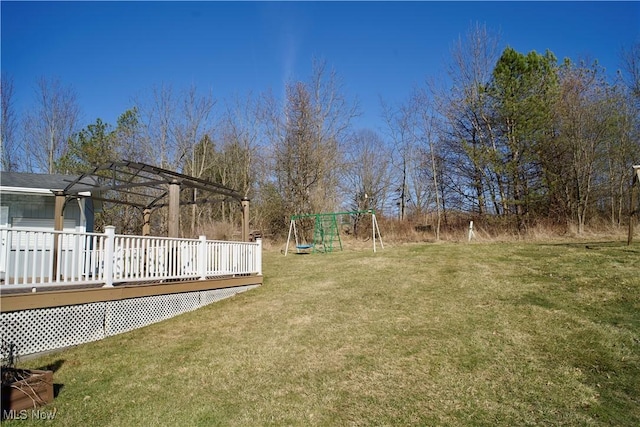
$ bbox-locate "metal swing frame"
[284,209,383,256]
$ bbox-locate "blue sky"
[2,1,639,132]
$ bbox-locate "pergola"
[54,160,251,241]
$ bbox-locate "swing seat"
[296,244,314,253]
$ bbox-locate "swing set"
[284,209,383,255]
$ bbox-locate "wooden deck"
[1,226,263,312]
[1,227,263,357]
[0,274,262,312]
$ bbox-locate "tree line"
[1,25,638,239]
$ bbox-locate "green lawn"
[4,240,640,426]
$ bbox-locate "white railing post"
[0,228,9,284]
[256,239,262,276]
[198,235,207,280]
[222,243,229,273]
[103,226,115,287]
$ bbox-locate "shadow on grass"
[513,292,557,310]
[36,359,65,398]
[546,240,625,248]
[543,241,640,253]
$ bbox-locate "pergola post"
[168,180,180,238]
[53,191,65,232]
[142,208,152,236]
[241,197,250,242]
[52,191,66,280]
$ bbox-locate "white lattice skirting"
[1,285,258,357]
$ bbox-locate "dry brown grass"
[196,221,239,241]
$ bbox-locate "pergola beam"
[59,160,250,239]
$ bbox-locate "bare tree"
[434,23,501,216]
[382,97,435,220]
[307,59,360,211]
[411,88,444,240]
[135,83,177,169]
[185,93,263,231]
[176,85,216,165]
[613,42,640,225]
[620,41,640,107]
[381,100,412,220]
[175,85,216,236]
[277,81,322,215]
[1,74,18,171]
[268,59,359,223]
[23,77,80,173]
[604,81,639,227]
[555,60,611,233]
[215,93,262,224]
[343,129,392,213]
[134,84,217,236]
[255,89,289,234]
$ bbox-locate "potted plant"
[1,340,54,415]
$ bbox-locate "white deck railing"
[0,226,262,290]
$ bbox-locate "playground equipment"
[285,209,383,255]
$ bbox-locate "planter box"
[1,369,54,412]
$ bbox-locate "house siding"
[1,194,82,227]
